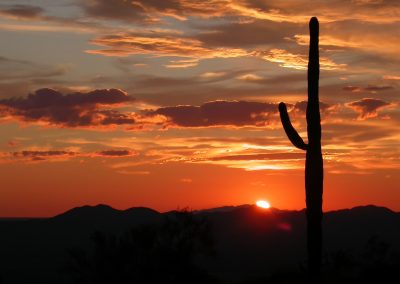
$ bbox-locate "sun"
[256,200,271,209]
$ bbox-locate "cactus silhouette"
[278,17,323,283]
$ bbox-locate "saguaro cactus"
[279,17,323,283]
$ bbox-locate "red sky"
[0,0,399,217]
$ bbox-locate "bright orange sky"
[0,0,399,217]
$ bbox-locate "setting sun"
[256,200,271,209]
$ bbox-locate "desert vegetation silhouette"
[65,211,219,284]
[279,17,323,283]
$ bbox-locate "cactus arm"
[278,102,308,151]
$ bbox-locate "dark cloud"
[133,86,256,106]
[187,136,285,146]
[266,98,339,124]
[0,57,67,83]
[211,152,305,161]
[343,85,393,92]
[15,150,75,157]
[0,88,135,127]
[293,100,338,115]
[195,20,302,47]
[135,76,200,89]
[346,98,391,119]
[10,149,137,162]
[343,86,362,92]
[82,0,151,23]
[146,100,279,127]
[323,122,395,144]
[96,150,137,157]
[0,4,44,19]
[0,88,132,108]
[134,69,254,89]
[364,85,394,92]
[12,150,75,161]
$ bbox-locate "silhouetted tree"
[279,17,323,283]
[238,237,400,284]
[322,236,400,284]
[357,236,399,283]
[65,211,219,284]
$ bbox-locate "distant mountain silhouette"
[193,204,252,214]
[0,205,399,283]
[54,204,118,220]
[53,204,162,226]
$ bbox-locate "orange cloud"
[258,49,346,70]
[230,0,400,24]
[87,33,347,73]
[294,21,400,56]
[86,33,249,60]
[343,86,363,93]
[81,0,400,24]
[383,75,400,80]
[82,0,233,23]
[236,74,263,81]
[346,98,392,120]
[164,58,199,68]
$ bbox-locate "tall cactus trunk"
[279,17,323,284]
[306,17,323,284]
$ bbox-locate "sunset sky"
[0,0,399,217]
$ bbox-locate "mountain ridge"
[50,203,400,220]
[1,204,399,284]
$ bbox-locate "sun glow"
[256,200,271,209]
